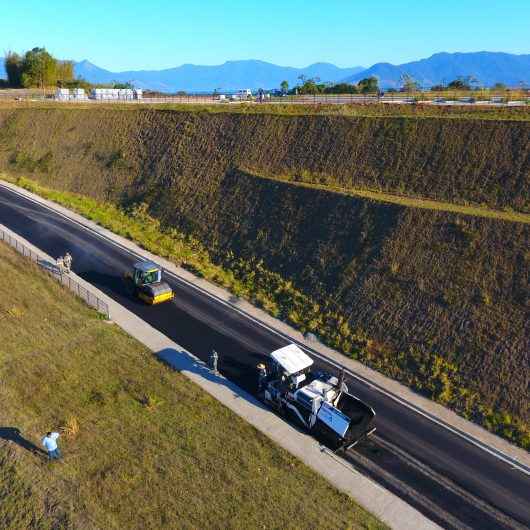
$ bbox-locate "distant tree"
[112,81,133,89]
[5,47,73,88]
[4,51,22,86]
[323,82,358,94]
[297,77,325,95]
[430,84,445,91]
[448,75,479,91]
[492,82,507,91]
[280,80,289,94]
[447,78,470,90]
[20,48,58,87]
[56,60,74,82]
[357,76,379,94]
[290,76,327,94]
[399,73,420,92]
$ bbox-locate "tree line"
[4,47,74,88]
[278,73,522,96]
[279,75,380,95]
[2,47,135,91]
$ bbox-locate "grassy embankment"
[3,174,529,451]
[0,239,384,529]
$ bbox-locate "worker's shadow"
[156,347,270,412]
[37,258,62,275]
[0,427,47,457]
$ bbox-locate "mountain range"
[344,52,530,89]
[72,60,365,92]
[1,52,529,92]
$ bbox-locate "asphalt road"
[1,184,529,529]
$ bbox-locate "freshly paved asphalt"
[1,185,529,529]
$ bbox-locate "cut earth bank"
[0,105,528,448]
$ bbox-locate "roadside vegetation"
[1,47,132,93]
[0,239,385,529]
[4,174,528,451]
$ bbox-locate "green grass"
[0,238,385,529]
[3,174,528,451]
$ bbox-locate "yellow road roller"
[125,261,174,305]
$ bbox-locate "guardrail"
[0,227,110,318]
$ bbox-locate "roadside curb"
[0,211,440,529]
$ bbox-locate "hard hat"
[257,363,266,370]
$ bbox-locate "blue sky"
[2,0,529,70]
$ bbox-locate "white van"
[237,89,252,100]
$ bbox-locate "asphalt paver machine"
[125,261,174,305]
[258,344,376,449]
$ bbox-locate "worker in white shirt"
[63,252,73,273]
[42,431,61,460]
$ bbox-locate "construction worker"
[63,252,73,273]
[209,349,219,374]
[41,431,61,461]
[257,363,268,391]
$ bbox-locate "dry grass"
[0,242,385,530]
[0,99,529,121]
[0,107,527,212]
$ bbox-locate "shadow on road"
[0,427,47,457]
[156,347,270,412]
[81,270,131,298]
[157,348,314,438]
